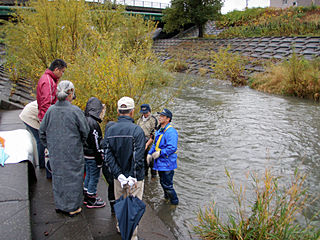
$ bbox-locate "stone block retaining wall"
[152,37,320,76]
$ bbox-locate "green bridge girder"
[126,11,162,21]
[0,5,163,21]
[0,6,21,16]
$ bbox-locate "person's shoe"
[55,208,66,214]
[56,207,82,217]
[116,225,121,234]
[68,207,82,217]
[86,196,106,209]
[83,192,101,204]
[83,189,88,204]
[164,193,169,199]
[170,199,179,205]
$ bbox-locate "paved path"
[0,109,25,131]
[31,168,176,240]
[0,109,32,240]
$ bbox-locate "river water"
[143,74,320,239]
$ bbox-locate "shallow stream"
[143,74,320,239]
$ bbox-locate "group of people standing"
[19,59,179,240]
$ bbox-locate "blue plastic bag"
[0,146,9,167]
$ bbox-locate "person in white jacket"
[19,100,45,168]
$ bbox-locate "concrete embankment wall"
[153,37,320,76]
[0,44,34,109]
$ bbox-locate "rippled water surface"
[143,74,320,239]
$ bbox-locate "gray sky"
[156,0,270,14]
[221,0,270,13]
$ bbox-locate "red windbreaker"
[36,69,59,121]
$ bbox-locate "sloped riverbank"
[152,37,320,76]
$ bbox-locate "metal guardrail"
[117,0,169,8]
[0,2,167,19]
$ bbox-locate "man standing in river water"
[147,109,179,205]
[137,104,159,178]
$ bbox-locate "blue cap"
[140,104,151,114]
[157,108,172,119]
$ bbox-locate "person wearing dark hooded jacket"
[83,97,106,208]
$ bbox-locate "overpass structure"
[0,0,168,21]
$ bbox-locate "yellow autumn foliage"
[4,0,174,121]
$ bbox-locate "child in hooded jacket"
[83,97,106,208]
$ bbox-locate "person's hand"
[127,176,137,188]
[152,151,160,160]
[117,174,128,188]
[146,154,153,165]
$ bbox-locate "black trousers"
[102,165,115,204]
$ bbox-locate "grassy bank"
[211,47,320,100]
[209,6,320,38]
[194,167,320,240]
[249,53,320,99]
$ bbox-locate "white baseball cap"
[118,97,135,110]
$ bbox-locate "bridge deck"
[0,5,163,20]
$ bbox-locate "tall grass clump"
[3,0,175,121]
[194,168,320,240]
[210,46,247,86]
[249,52,320,99]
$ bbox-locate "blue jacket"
[103,116,145,181]
[148,123,178,171]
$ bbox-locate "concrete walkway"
[31,169,176,240]
[0,108,176,240]
[0,109,33,240]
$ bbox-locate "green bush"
[210,46,247,86]
[163,58,188,72]
[194,167,320,240]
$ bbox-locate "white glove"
[152,151,160,160]
[117,174,128,188]
[127,176,137,188]
[146,154,153,165]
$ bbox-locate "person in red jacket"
[37,59,67,178]
[37,59,67,122]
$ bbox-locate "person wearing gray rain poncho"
[40,80,89,217]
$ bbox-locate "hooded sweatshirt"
[84,97,104,165]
